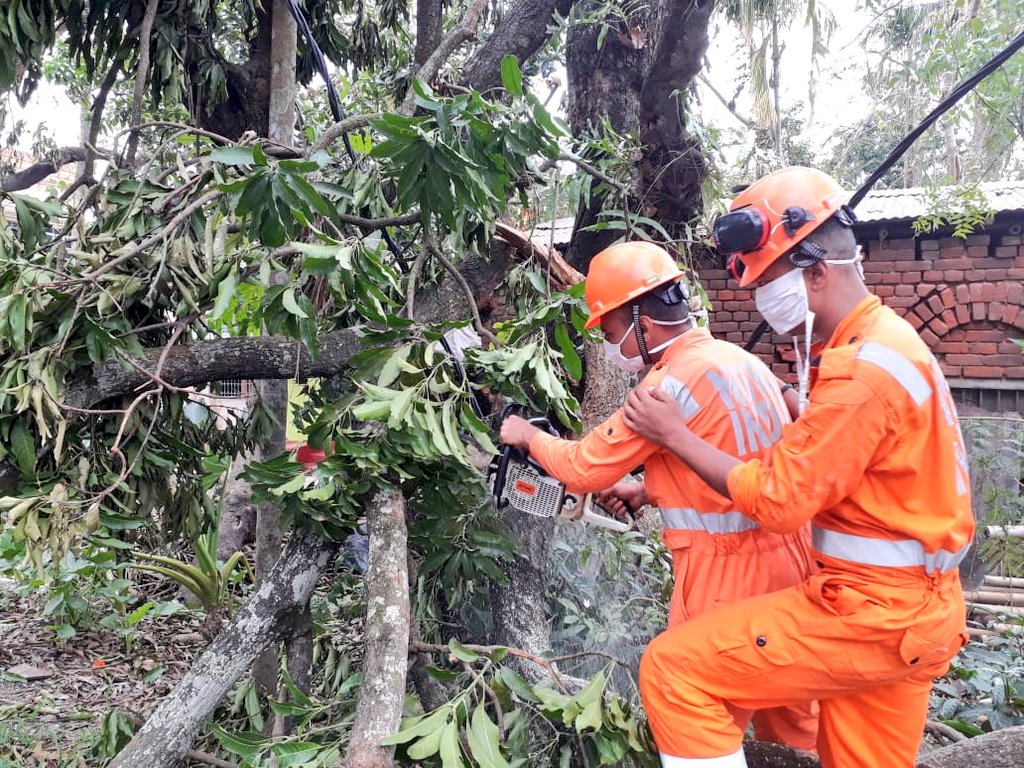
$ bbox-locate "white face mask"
[602,318,693,373]
[755,268,808,336]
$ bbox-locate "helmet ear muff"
[727,253,746,281]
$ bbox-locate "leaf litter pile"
[0,575,207,767]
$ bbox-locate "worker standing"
[621,166,974,767]
[499,241,818,752]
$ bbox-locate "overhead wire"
[282,0,409,270]
[743,27,1024,351]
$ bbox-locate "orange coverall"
[530,327,817,750]
[639,296,975,767]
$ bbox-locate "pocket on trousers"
[715,631,797,677]
[898,624,968,670]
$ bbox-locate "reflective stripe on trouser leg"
[659,749,748,767]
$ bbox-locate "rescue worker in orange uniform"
[621,167,974,768]
[499,241,818,752]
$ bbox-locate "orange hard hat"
[583,241,685,329]
[712,166,851,287]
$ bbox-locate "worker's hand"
[622,385,688,447]
[499,414,540,452]
[596,481,647,519]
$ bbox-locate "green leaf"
[380,707,452,745]
[574,670,606,710]
[575,698,602,733]
[554,323,582,381]
[448,638,480,663]
[270,473,306,496]
[125,601,154,627]
[10,421,34,474]
[210,266,237,321]
[210,146,257,166]
[271,741,323,766]
[213,726,268,758]
[500,55,524,97]
[8,293,27,349]
[282,287,309,318]
[378,346,410,388]
[467,705,510,768]
[51,624,76,641]
[438,720,463,768]
[407,726,444,760]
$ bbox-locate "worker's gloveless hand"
[596,481,646,519]
[623,385,689,448]
[499,414,540,451]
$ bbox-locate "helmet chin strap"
[631,304,653,365]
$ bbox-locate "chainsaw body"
[489,414,634,532]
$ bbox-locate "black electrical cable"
[849,28,1024,209]
[743,27,1024,352]
[282,0,410,271]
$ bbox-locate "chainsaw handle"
[581,494,635,532]
[491,443,515,508]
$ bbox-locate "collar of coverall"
[648,325,713,370]
[819,294,882,353]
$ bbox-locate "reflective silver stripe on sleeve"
[856,343,933,406]
[812,526,970,573]
[661,507,760,534]
[659,375,700,420]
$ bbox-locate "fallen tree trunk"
[344,488,411,768]
[109,527,338,768]
[744,725,1024,768]
[916,725,1024,768]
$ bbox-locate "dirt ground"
[0,581,207,767]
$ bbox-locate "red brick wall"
[697,223,1024,381]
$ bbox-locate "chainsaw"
[487,411,635,533]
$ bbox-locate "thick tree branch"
[414,0,445,66]
[76,53,127,189]
[0,147,90,192]
[64,242,512,410]
[109,528,338,768]
[309,113,381,156]
[460,0,581,93]
[126,0,161,166]
[400,0,489,116]
[344,488,410,768]
[64,329,361,411]
[493,221,583,289]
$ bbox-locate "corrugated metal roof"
[529,182,1024,238]
[854,181,1024,223]
[529,216,575,247]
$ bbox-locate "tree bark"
[254,270,293,699]
[635,0,714,234]
[125,0,161,166]
[916,725,1024,768]
[414,0,445,66]
[743,726,1024,768]
[460,0,581,93]
[63,242,511,411]
[0,147,89,192]
[109,528,337,768]
[344,488,411,768]
[489,511,558,684]
[216,455,258,562]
